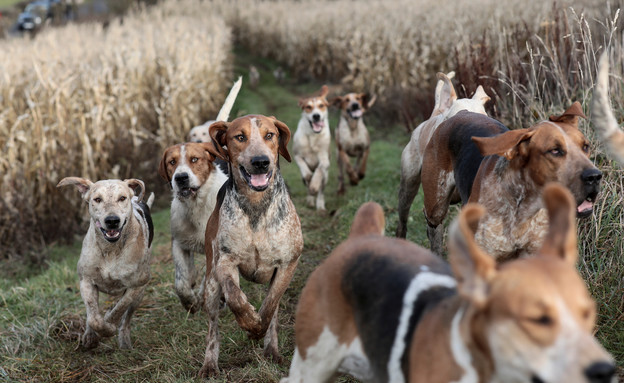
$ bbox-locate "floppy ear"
[448,203,496,307]
[549,101,587,127]
[270,116,292,162]
[434,72,457,112]
[125,178,145,201]
[158,148,172,183]
[331,96,344,108]
[362,93,376,110]
[349,202,385,238]
[200,141,218,162]
[319,85,329,98]
[298,98,307,108]
[57,177,94,201]
[537,183,578,265]
[472,85,490,106]
[208,121,230,161]
[471,129,534,160]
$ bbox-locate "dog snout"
[350,103,360,111]
[251,155,271,173]
[312,113,321,122]
[104,215,121,229]
[581,168,602,187]
[174,172,190,186]
[584,361,615,383]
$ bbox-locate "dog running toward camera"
[397,71,490,238]
[198,114,303,377]
[57,177,154,350]
[419,102,601,259]
[281,186,615,383]
[332,91,376,194]
[160,78,241,312]
[293,85,331,211]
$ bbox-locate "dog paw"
[198,363,219,378]
[264,348,285,365]
[81,331,100,350]
[358,172,366,180]
[306,196,315,207]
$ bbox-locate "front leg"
[356,146,369,180]
[103,286,146,333]
[336,147,347,195]
[198,268,223,378]
[294,154,313,186]
[172,239,200,313]
[215,257,261,335]
[263,306,283,364]
[117,288,145,349]
[339,149,359,186]
[80,279,116,345]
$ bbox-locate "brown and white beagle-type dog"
[293,85,331,211]
[198,115,304,377]
[332,92,376,195]
[281,186,615,383]
[397,72,490,238]
[57,177,154,350]
[158,142,228,312]
[420,102,602,259]
[592,51,624,165]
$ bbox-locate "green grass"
[0,0,22,9]
[0,48,427,382]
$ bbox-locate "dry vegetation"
[0,1,232,262]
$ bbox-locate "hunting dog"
[420,102,601,259]
[332,92,376,195]
[198,114,304,377]
[293,85,331,211]
[187,77,242,143]
[281,186,615,383]
[396,72,490,238]
[160,78,240,312]
[57,177,154,350]
[592,51,624,165]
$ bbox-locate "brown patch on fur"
[348,201,385,237]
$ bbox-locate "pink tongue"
[351,109,363,118]
[250,173,269,187]
[577,200,593,213]
[313,121,324,131]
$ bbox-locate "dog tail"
[592,51,624,165]
[216,76,243,122]
[349,202,385,238]
[146,192,155,209]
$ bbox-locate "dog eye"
[191,157,198,163]
[529,314,553,326]
[94,197,102,203]
[548,148,565,157]
[235,134,246,142]
[582,143,590,153]
[169,159,176,166]
[265,133,274,140]
[119,196,127,202]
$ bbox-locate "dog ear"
[349,202,385,238]
[549,101,587,127]
[537,183,578,265]
[270,116,292,162]
[57,177,94,200]
[448,203,496,308]
[434,72,457,112]
[472,85,490,106]
[471,129,534,160]
[362,93,376,110]
[319,85,329,98]
[201,141,219,161]
[298,98,307,108]
[208,121,230,161]
[158,147,172,183]
[125,178,145,201]
[331,96,344,108]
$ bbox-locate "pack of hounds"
[55,52,622,383]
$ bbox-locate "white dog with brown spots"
[282,185,615,383]
[293,85,331,211]
[396,71,490,238]
[57,177,154,350]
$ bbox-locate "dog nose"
[312,113,321,122]
[174,172,190,185]
[251,155,270,172]
[350,103,360,111]
[104,215,121,229]
[581,168,602,186]
[584,361,615,383]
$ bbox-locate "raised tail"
[146,192,155,209]
[349,202,386,238]
[216,76,243,122]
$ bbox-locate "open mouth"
[240,166,272,191]
[310,120,325,133]
[348,109,363,119]
[96,220,126,243]
[178,187,199,198]
[576,194,598,218]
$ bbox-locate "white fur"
[388,272,457,383]
[450,308,478,383]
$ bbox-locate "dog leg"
[357,147,369,180]
[172,240,200,313]
[263,306,283,364]
[309,165,327,211]
[199,270,223,377]
[216,258,262,335]
[117,289,144,349]
[280,338,344,383]
[337,148,346,195]
[294,155,313,187]
[427,223,445,256]
[103,287,145,334]
[80,280,116,340]
[396,169,421,238]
